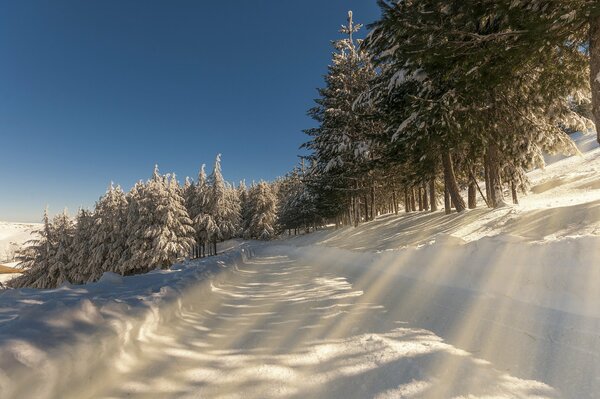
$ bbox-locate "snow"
[0,222,39,284]
[1,134,600,397]
[0,221,39,262]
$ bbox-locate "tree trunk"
[590,13,600,144]
[410,188,417,212]
[213,240,217,256]
[444,185,451,215]
[404,188,410,213]
[442,151,466,213]
[486,143,505,208]
[430,179,438,212]
[422,182,429,210]
[484,161,491,207]
[370,185,376,220]
[363,195,369,222]
[393,190,398,215]
[418,186,424,211]
[468,179,477,209]
[511,182,519,205]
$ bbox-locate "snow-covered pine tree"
[365,1,590,210]
[9,208,56,288]
[46,210,75,287]
[303,11,382,224]
[238,180,251,234]
[245,181,278,240]
[188,164,211,257]
[204,154,240,254]
[224,181,242,238]
[66,208,95,284]
[123,166,195,272]
[84,183,129,281]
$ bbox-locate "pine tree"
[204,154,240,254]
[124,166,195,272]
[303,11,383,223]
[245,181,278,240]
[66,208,95,284]
[9,208,55,288]
[47,210,75,286]
[85,184,129,281]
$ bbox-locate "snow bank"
[0,247,249,399]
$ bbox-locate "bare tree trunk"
[590,13,600,144]
[511,182,519,205]
[444,185,451,215]
[370,185,376,220]
[363,195,369,222]
[393,190,398,215]
[486,143,505,208]
[468,179,477,209]
[410,188,417,212]
[442,151,466,213]
[418,186,424,211]
[430,179,438,212]
[422,182,429,210]
[484,162,491,206]
[404,188,410,213]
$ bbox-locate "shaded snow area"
[0,134,599,398]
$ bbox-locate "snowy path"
[76,248,563,399]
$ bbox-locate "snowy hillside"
[288,133,600,250]
[0,135,599,398]
[0,222,40,284]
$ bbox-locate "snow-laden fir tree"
[203,154,241,254]
[238,179,251,234]
[46,210,75,287]
[66,208,95,284]
[303,11,383,224]
[245,181,278,240]
[9,208,55,288]
[190,164,214,257]
[124,165,195,272]
[364,1,591,210]
[84,184,129,281]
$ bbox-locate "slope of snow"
[0,222,40,263]
[0,222,39,284]
[286,133,600,250]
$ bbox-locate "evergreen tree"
[9,208,55,288]
[303,11,383,224]
[66,208,95,284]
[124,166,195,272]
[85,184,128,281]
[245,181,278,240]
[204,154,240,254]
[47,210,75,286]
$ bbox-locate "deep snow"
[0,133,599,398]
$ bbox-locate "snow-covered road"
[71,246,567,399]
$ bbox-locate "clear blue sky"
[0,1,381,222]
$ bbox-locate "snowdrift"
[0,247,249,399]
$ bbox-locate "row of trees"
[10,156,279,289]
[292,3,598,227]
